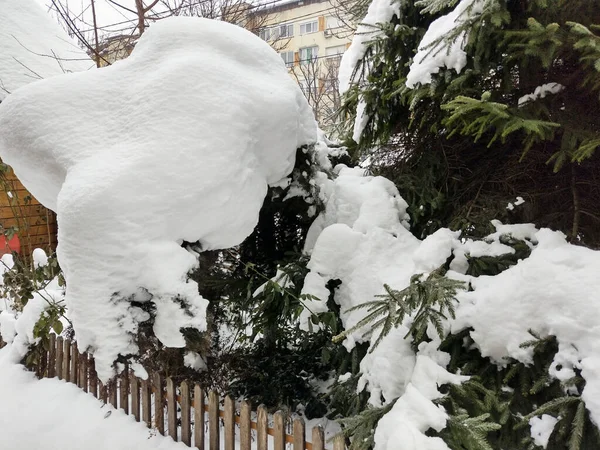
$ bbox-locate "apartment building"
[251,0,353,130]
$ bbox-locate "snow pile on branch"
[300,164,600,447]
[338,0,400,95]
[452,227,600,425]
[518,82,565,106]
[0,17,317,380]
[406,0,488,88]
[0,0,92,101]
[299,165,417,347]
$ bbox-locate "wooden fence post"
[99,380,108,403]
[89,357,98,398]
[333,433,346,450]
[38,345,47,378]
[273,411,286,450]
[55,336,63,380]
[293,417,306,450]
[180,381,191,446]
[209,390,220,450]
[166,377,177,441]
[154,373,164,435]
[79,352,88,392]
[63,338,71,383]
[70,342,78,384]
[131,374,140,422]
[312,426,325,450]
[223,395,235,450]
[194,385,205,450]
[109,379,118,408]
[141,378,152,428]
[120,364,129,414]
[257,404,268,450]
[48,334,56,378]
[240,400,252,450]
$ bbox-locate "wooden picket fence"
[31,334,345,450]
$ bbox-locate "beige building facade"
[251,0,353,131]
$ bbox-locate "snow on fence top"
[0,0,92,101]
[0,16,317,381]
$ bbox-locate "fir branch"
[333,269,464,351]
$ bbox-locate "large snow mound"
[0,0,92,101]
[0,17,317,380]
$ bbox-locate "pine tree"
[341,0,600,246]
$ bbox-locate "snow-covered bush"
[0,17,317,380]
[298,167,600,449]
[0,249,68,368]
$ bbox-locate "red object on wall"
[0,234,20,256]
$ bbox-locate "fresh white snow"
[0,16,317,380]
[0,349,188,450]
[338,0,400,94]
[529,414,559,449]
[518,82,565,106]
[0,0,92,101]
[406,0,487,88]
[300,163,600,445]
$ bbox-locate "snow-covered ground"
[0,350,186,450]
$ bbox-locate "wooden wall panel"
[0,167,57,256]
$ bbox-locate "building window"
[299,46,318,65]
[300,21,319,35]
[326,16,342,30]
[325,45,345,66]
[280,51,294,67]
[325,45,346,57]
[259,28,270,41]
[273,23,294,39]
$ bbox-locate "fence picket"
[25,337,345,450]
[99,380,108,403]
[223,396,235,450]
[109,380,118,408]
[240,400,252,450]
[141,378,152,428]
[180,381,191,446]
[293,417,306,450]
[120,365,129,414]
[209,390,220,450]
[257,404,268,450]
[38,345,47,378]
[70,342,78,384]
[167,377,177,441]
[312,426,325,450]
[131,374,140,422]
[333,434,346,450]
[63,338,71,383]
[79,352,87,392]
[89,357,97,398]
[56,336,63,380]
[154,373,165,435]
[274,411,285,450]
[48,334,56,378]
[193,385,205,450]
